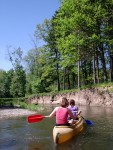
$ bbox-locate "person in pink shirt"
[48,97,77,126]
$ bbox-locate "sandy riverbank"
[0,108,37,119]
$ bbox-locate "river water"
[0,104,113,150]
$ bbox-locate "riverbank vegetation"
[0,97,41,111]
[0,0,113,107]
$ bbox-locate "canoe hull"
[53,116,85,144]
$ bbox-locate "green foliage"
[0,97,25,107]
[10,65,26,97]
[1,0,113,98]
[19,103,41,111]
[0,97,43,111]
[0,69,14,98]
[0,70,7,98]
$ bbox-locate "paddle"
[28,114,93,125]
[28,114,49,123]
[81,116,94,125]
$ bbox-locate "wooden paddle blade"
[28,114,45,123]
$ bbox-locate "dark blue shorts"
[56,122,70,126]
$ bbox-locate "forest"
[0,0,113,98]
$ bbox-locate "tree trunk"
[56,62,60,91]
[67,70,71,89]
[99,44,107,82]
[55,48,60,91]
[72,72,76,88]
[93,55,96,84]
[110,54,113,82]
[78,60,80,89]
[95,50,99,84]
[63,68,66,90]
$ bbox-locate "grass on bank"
[0,82,113,111]
[0,97,42,111]
[25,82,113,99]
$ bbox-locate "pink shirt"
[56,107,68,124]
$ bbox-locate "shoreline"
[0,108,37,119]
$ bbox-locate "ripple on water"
[78,117,113,150]
[24,135,51,142]
[1,106,113,150]
[0,138,17,150]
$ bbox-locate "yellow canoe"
[53,116,85,144]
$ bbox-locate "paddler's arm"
[73,110,82,115]
[48,107,58,117]
[77,110,82,115]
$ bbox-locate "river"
[0,104,113,150]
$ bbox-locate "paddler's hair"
[69,99,75,106]
[60,97,69,107]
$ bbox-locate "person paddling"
[48,97,77,126]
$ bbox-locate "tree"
[0,70,7,98]
[35,19,61,91]
[4,69,14,97]
[10,65,26,97]
[7,47,26,97]
[53,0,113,86]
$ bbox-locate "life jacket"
[68,106,78,116]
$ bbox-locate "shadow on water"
[1,104,113,150]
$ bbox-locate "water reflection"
[0,105,113,150]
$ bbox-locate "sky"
[0,0,60,71]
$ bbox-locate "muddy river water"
[0,104,113,150]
